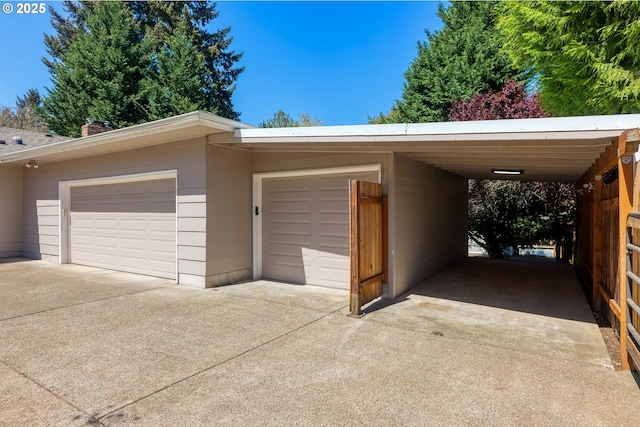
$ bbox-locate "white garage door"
[262,170,379,289]
[70,179,176,279]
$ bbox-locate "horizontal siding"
[392,153,467,297]
[253,152,389,176]
[254,151,392,289]
[22,138,207,281]
[206,145,252,280]
[0,166,23,257]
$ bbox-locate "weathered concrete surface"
[1,257,639,426]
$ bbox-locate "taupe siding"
[261,170,379,289]
[205,145,252,286]
[0,166,23,258]
[253,152,390,177]
[22,138,207,284]
[391,153,467,297]
[253,152,392,288]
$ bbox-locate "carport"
[2,112,640,374]
[234,114,640,372]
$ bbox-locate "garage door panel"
[70,178,176,279]
[120,237,147,251]
[94,253,119,265]
[149,217,176,232]
[262,170,378,289]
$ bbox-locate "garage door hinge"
[255,206,259,216]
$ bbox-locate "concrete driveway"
[1,257,639,426]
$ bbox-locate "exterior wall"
[0,166,23,258]
[22,138,208,286]
[205,144,253,286]
[253,151,394,291]
[252,152,390,178]
[390,153,468,298]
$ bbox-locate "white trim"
[58,170,178,281]
[236,114,640,139]
[252,164,382,280]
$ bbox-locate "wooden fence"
[575,129,639,372]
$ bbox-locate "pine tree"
[43,1,149,137]
[42,1,243,122]
[0,89,49,133]
[259,111,323,128]
[374,1,517,123]
[144,29,208,120]
[131,1,243,120]
[497,1,640,116]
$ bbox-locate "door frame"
[252,164,382,280]
[58,170,178,273]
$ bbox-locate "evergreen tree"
[43,1,243,122]
[0,90,49,133]
[43,1,149,137]
[259,110,323,128]
[374,1,517,123]
[42,1,93,71]
[497,1,640,116]
[144,29,208,120]
[131,1,243,120]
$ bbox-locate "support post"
[619,152,633,371]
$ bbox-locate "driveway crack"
[96,303,348,422]
[0,358,107,426]
[0,284,179,323]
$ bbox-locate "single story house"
[1,111,639,301]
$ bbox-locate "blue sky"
[0,1,443,126]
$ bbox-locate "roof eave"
[235,114,640,140]
[0,111,255,164]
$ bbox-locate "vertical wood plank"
[382,195,388,290]
[350,180,360,315]
[593,178,603,309]
[350,180,384,316]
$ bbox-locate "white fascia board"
[235,114,640,140]
[0,110,255,163]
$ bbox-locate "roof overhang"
[232,114,640,183]
[3,111,639,184]
[0,111,254,165]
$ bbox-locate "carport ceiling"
[233,115,640,183]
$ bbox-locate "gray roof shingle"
[0,127,73,155]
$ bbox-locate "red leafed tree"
[449,79,548,121]
[450,80,574,260]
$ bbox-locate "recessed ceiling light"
[492,169,523,175]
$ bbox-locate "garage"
[259,168,379,289]
[68,178,177,279]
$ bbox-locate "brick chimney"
[81,119,112,137]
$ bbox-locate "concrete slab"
[1,257,639,426]
[103,313,640,427]
[0,363,90,427]
[364,257,612,367]
[0,285,342,416]
[0,258,174,320]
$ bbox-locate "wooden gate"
[349,180,384,316]
[625,213,640,371]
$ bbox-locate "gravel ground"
[593,309,623,370]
